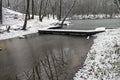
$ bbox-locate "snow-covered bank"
[71,14,120,20]
[0,8,60,40]
[74,29,120,80]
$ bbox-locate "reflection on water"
[0,33,93,80]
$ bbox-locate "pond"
[0,19,120,80]
[65,19,120,30]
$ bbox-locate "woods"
[22,0,76,30]
[0,0,120,29]
[1,0,120,25]
[1,0,119,17]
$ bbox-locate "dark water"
[0,19,120,80]
[0,34,93,80]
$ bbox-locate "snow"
[95,27,106,31]
[0,8,60,40]
[74,29,120,80]
[71,14,120,20]
[39,28,105,33]
[87,36,90,39]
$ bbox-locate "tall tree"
[7,0,10,8]
[60,0,76,26]
[39,0,49,22]
[41,0,49,19]
[59,0,62,21]
[39,0,43,22]
[0,0,2,24]
[31,0,35,19]
[49,0,56,19]
[22,0,30,30]
[114,0,120,11]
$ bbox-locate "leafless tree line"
[1,0,120,27]
[2,0,119,16]
[22,0,76,30]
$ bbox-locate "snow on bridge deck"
[38,27,105,36]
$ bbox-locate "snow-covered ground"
[74,29,120,80]
[0,8,60,40]
[71,14,120,20]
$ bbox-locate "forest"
[1,0,120,19]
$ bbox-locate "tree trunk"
[49,0,56,19]
[31,0,34,19]
[27,0,30,20]
[22,0,30,30]
[7,0,10,8]
[39,0,43,22]
[59,0,62,21]
[41,0,49,19]
[61,0,76,27]
[27,0,31,20]
[114,0,120,12]
[39,0,49,22]
[0,0,2,24]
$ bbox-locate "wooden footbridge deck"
[38,27,105,36]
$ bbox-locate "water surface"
[0,34,93,80]
[64,19,120,30]
[0,19,120,80]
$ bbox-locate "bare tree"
[60,0,76,27]
[114,0,120,11]
[59,0,62,21]
[39,0,49,22]
[49,0,56,19]
[7,0,10,8]
[22,0,30,30]
[39,0,43,22]
[0,0,2,24]
[13,0,18,11]
[31,0,35,19]
[41,0,49,19]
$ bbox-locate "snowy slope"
[0,8,59,40]
[74,29,120,80]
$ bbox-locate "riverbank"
[0,8,60,40]
[74,29,120,80]
[70,14,120,20]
